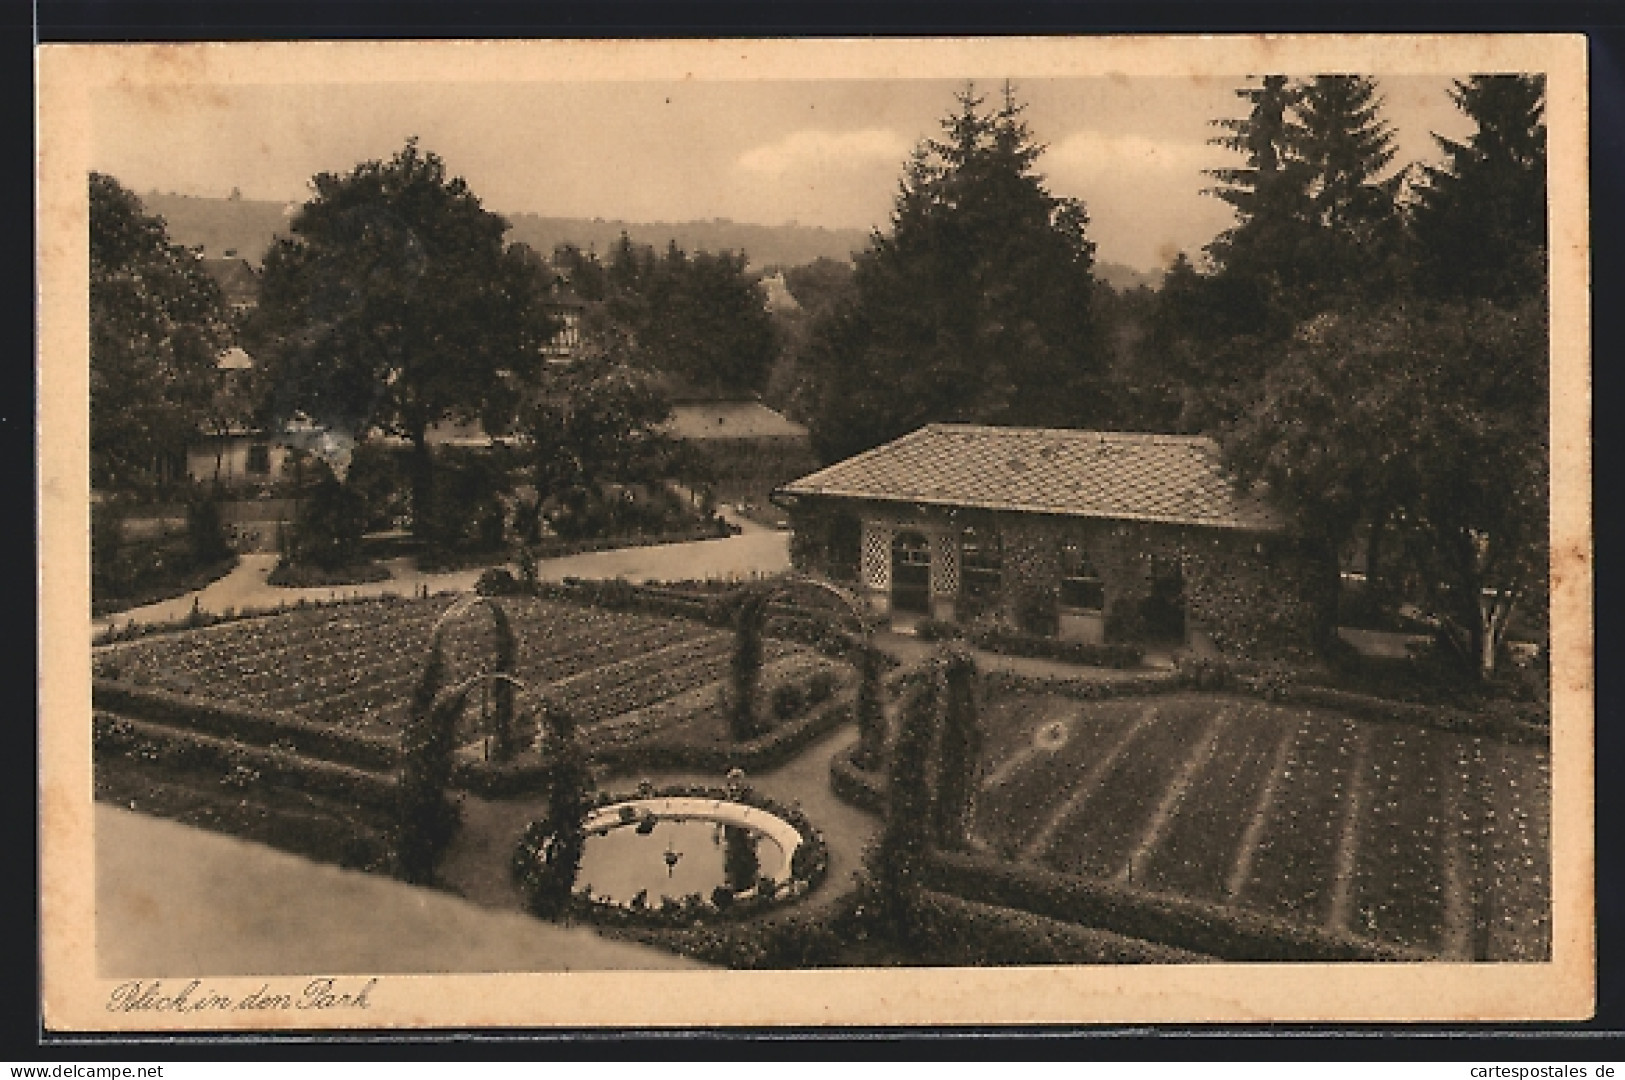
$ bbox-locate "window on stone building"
[961,524,1002,601]
[1059,540,1105,612]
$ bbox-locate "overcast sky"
[92,75,1476,272]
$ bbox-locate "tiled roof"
[778,424,1282,531]
[200,257,260,307]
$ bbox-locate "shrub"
[475,567,520,597]
[769,681,807,720]
[287,474,367,570]
[853,643,887,767]
[185,493,231,565]
[912,618,961,642]
[906,889,1209,965]
[1174,654,1231,691]
[870,663,941,937]
[266,560,391,588]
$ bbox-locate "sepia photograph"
[37,35,1593,1030]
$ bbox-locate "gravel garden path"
[92,510,791,638]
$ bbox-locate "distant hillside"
[504,213,871,270]
[139,192,295,262]
[138,191,1169,286]
[135,192,871,269]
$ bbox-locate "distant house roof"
[216,346,254,370]
[662,402,809,442]
[200,257,260,309]
[760,272,801,314]
[777,423,1282,531]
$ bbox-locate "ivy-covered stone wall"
[787,500,1312,660]
[786,502,861,583]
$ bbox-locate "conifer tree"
[804,83,1103,462]
[1411,74,1547,305]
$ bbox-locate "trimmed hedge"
[828,742,887,814]
[906,889,1212,965]
[92,679,401,772]
[94,712,399,811]
[917,849,1432,963]
[968,624,1144,670]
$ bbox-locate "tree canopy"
[801,84,1104,462]
[554,236,777,397]
[90,172,232,491]
[249,139,552,441]
[245,139,552,537]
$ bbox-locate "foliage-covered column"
[488,601,519,762]
[853,640,887,768]
[869,662,941,940]
[931,645,980,849]
[395,640,455,884]
[728,589,769,740]
[519,698,590,918]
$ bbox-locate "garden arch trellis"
[396,593,537,883]
[739,572,888,760]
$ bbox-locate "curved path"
[92,511,791,637]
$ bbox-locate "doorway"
[890,531,931,615]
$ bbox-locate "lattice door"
[931,530,960,597]
[860,521,892,591]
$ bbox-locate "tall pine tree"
[1411,74,1547,306]
[803,84,1103,462]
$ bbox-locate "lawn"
[970,689,1550,960]
[93,594,837,751]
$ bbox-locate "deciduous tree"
[247,139,552,537]
[90,173,232,491]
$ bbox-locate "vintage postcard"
[38,35,1593,1030]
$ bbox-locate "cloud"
[737,128,912,178]
[1046,130,1229,180]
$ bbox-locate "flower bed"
[93,595,836,754]
[963,682,1550,959]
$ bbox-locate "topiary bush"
[728,589,770,740]
[931,645,981,850]
[513,698,591,918]
[393,641,458,884]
